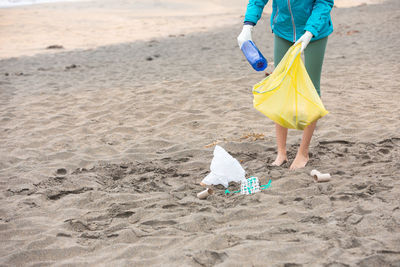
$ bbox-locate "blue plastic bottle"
[241,40,268,71]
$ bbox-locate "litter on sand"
[201,145,246,188]
[199,146,271,197]
[197,188,214,199]
[310,169,331,182]
[225,177,272,195]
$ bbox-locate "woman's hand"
[294,31,313,53]
[237,25,254,49]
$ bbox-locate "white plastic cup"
[310,169,321,177]
[197,188,214,199]
[310,169,331,183]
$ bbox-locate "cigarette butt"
[197,188,214,199]
[313,173,331,183]
[200,182,208,187]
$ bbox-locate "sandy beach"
[1,0,400,266]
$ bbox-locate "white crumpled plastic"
[201,145,246,188]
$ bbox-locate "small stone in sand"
[65,64,78,70]
[56,168,67,176]
[46,45,64,49]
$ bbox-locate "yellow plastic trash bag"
[253,43,328,130]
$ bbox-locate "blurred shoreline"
[0,0,86,8]
[0,0,385,59]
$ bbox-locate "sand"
[1,0,400,266]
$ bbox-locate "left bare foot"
[289,153,309,170]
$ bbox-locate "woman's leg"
[290,120,317,169]
[272,123,288,165]
[290,37,328,170]
[271,35,292,165]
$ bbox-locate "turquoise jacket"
[244,0,334,42]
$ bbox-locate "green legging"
[274,35,328,96]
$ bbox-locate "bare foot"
[289,153,309,170]
[271,154,288,166]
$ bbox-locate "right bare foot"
[271,154,288,166]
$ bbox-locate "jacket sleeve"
[304,0,334,38]
[244,0,269,25]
